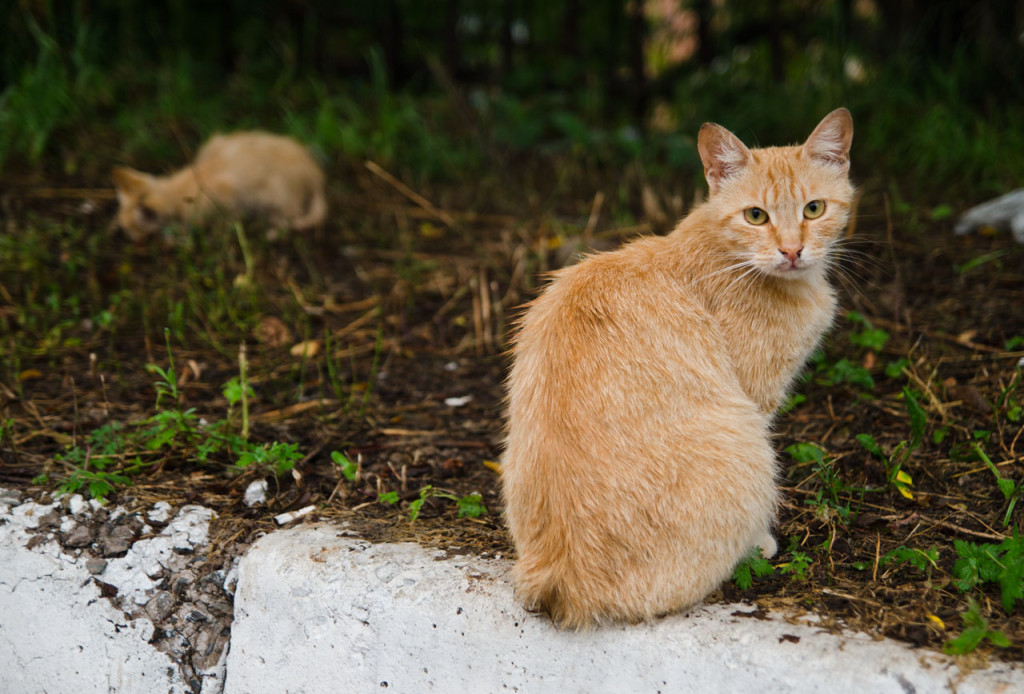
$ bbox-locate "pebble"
[244,480,268,507]
[101,525,135,557]
[65,523,95,548]
[85,558,108,575]
[145,590,175,623]
[68,494,88,515]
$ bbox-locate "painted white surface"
[0,494,226,694]
[225,524,1024,694]
[0,498,190,694]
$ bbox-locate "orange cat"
[502,109,855,628]
[112,131,326,241]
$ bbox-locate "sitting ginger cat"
[112,131,326,241]
[502,109,855,628]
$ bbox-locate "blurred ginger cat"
[112,131,326,241]
[502,109,855,628]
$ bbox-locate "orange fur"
[501,109,855,628]
[112,131,326,241]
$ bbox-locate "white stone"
[244,479,268,507]
[955,189,1024,243]
[148,500,174,523]
[225,525,1024,694]
[444,394,473,407]
[68,493,88,515]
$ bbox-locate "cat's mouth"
[769,259,811,277]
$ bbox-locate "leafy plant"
[777,551,813,580]
[856,433,914,500]
[846,311,891,352]
[787,443,854,521]
[902,387,928,448]
[820,358,875,390]
[943,599,1011,655]
[885,357,910,380]
[407,485,488,521]
[954,250,1006,276]
[331,450,360,482]
[880,545,939,573]
[972,443,1020,526]
[236,441,303,477]
[952,534,1024,612]
[997,366,1021,423]
[733,546,775,589]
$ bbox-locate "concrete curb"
[3,492,1023,694]
[225,524,1023,694]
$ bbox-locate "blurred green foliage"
[2,1,1022,199]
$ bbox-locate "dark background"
[4,0,1023,202]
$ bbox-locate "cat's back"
[195,131,322,180]
[516,232,712,354]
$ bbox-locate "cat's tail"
[291,188,327,230]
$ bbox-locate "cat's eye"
[138,204,158,223]
[743,207,769,225]
[803,200,826,219]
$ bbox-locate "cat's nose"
[779,246,803,263]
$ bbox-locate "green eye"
[803,200,826,219]
[743,207,769,225]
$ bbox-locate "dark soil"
[2,170,1022,664]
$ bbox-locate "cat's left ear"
[803,108,853,172]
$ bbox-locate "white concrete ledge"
[225,525,1023,694]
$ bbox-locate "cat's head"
[112,167,188,242]
[697,108,854,280]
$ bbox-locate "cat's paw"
[758,533,778,559]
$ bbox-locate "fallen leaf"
[290,340,321,358]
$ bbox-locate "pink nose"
[780,246,803,263]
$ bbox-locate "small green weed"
[331,450,360,482]
[846,311,891,352]
[952,534,1024,611]
[881,545,940,573]
[885,357,910,380]
[732,546,775,590]
[972,443,1020,526]
[954,250,1006,276]
[777,551,813,580]
[944,599,1011,655]
[407,485,488,521]
[856,433,915,499]
[236,441,302,477]
[997,366,1022,423]
[787,443,855,522]
[820,358,875,390]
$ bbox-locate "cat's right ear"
[112,167,152,196]
[697,124,752,196]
